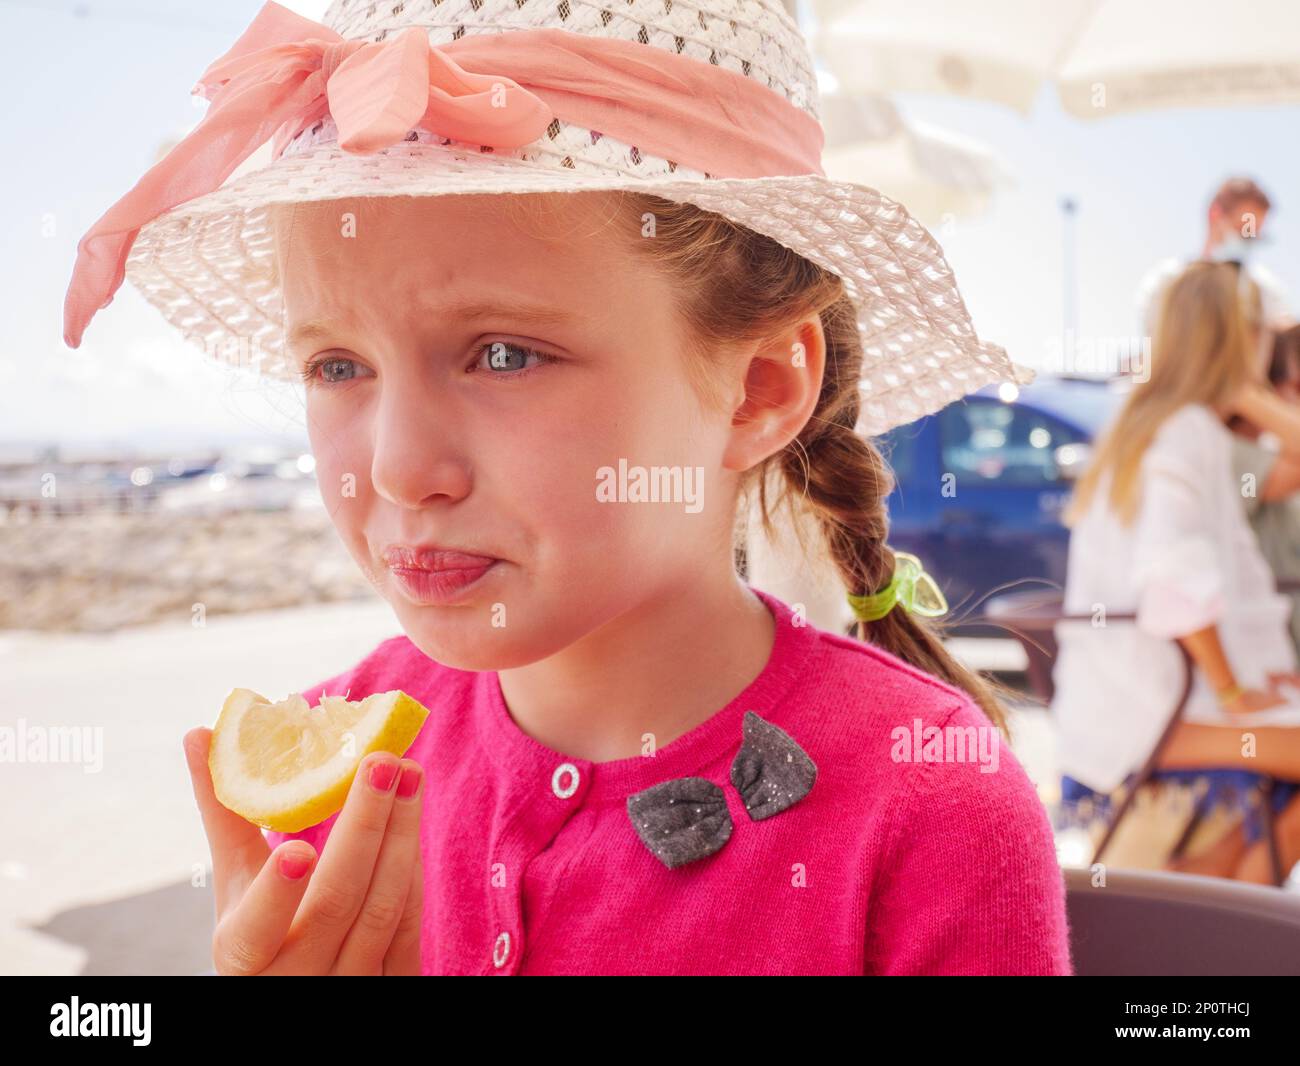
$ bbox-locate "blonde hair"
[1065,260,1262,527]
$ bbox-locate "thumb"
[184,727,270,914]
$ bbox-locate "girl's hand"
[1267,671,1300,695]
[183,727,425,975]
[1221,687,1289,713]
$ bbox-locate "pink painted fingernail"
[369,758,398,793]
[280,852,312,880]
[397,764,422,798]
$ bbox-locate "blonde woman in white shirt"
[1053,261,1300,884]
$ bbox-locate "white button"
[552,762,580,799]
[493,930,511,968]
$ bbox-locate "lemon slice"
[209,688,431,833]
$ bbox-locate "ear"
[1207,201,1227,236]
[721,313,827,473]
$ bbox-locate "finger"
[184,727,269,916]
[335,759,424,975]
[211,841,317,975]
[384,845,426,976]
[292,750,402,966]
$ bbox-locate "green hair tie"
[847,552,949,622]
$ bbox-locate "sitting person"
[1052,261,1300,884]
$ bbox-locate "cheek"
[306,406,373,534]
[515,376,727,565]
[490,405,623,544]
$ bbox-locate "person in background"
[1053,261,1300,885]
[1135,177,1294,341]
[1229,324,1300,660]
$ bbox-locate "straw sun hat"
[63,0,1033,436]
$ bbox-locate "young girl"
[1054,261,1300,884]
[64,0,1069,974]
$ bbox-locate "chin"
[391,603,556,672]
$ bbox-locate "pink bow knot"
[192,15,555,159]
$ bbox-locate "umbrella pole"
[1061,196,1079,373]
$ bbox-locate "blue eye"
[298,353,372,387]
[474,341,558,378]
[298,342,558,388]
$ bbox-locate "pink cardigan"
[266,587,1072,975]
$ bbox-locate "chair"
[982,589,1290,886]
[1064,864,1300,974]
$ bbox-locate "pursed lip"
[382,545,501,572]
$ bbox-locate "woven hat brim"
[123,138,1034,437]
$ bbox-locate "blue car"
[876,376,1123,629]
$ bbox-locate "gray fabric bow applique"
[626,710,817,869]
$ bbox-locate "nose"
[368,377,472,510]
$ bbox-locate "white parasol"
[812,0,1300,119]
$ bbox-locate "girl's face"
[276,193,745,670]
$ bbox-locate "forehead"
[1224,197,1268,217]
[272,192,642,322]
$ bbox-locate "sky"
[4,0,1298,449]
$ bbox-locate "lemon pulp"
[209,687,430,833]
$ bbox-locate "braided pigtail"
[617,191,1014,738]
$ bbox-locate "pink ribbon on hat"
[63,0,825,348]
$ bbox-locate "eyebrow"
[287,301,578,354]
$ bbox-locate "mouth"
[382,545,502,606]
